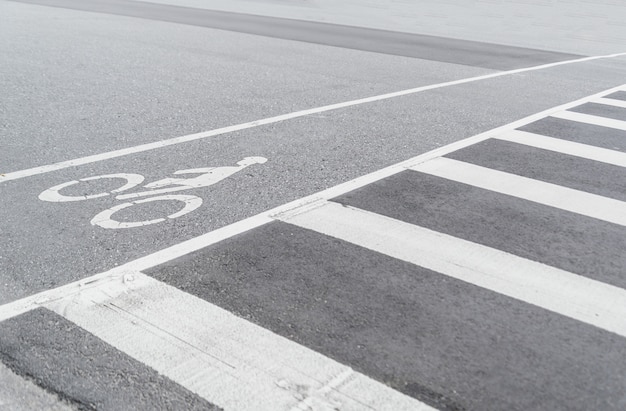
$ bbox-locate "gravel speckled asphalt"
[1,0,626,409]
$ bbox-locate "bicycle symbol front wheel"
[90,194,203,229]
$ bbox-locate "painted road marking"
[1,84,625,322]
[495,130,626,167]
[594,96,626,109]
[0,85,625,408]
[42,271,434,411]
[38,157,267,229]
[275,200,626,338]
[1,56,625,184]
[552,110,626,131]
[410,156,626,226]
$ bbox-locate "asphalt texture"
[518,116,626,151]
[446,138,626,201]
[0,308,219,410]
[1,0,626,409]
[7,0,583,70]
[147,221,626,411]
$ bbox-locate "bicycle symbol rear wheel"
[39,174,144,202]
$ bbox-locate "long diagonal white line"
[276,201,626,338]
[410,157,626,226]
[2,84,626,322]
[495,130,626,168]
[1,53,625,184]
[551,110,626,131]
[43,272,434,411]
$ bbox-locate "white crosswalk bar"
[593,97,626,109]
[44,273,435,411]
[277,201,626,338]
[551,110,626,131]
[410,157,626,226]
[495,130,626,168]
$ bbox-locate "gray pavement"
[1,0,625,409]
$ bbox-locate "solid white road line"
[1,56,625,184]
[44,272,434,411]
[551,110,626,131]
[2,85,626,322]
[593,96,626,109]
[276,201,626,338]
[495,130,626,168]
[410,157,626,226]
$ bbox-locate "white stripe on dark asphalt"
[411,156,626,226]
[43,271,434,411]
[275,200,626,338]
[594,96,626,109]
[495,130,626,167]
[1,85,626,409]
[552,110,626,130]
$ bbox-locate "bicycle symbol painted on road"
[39,157,268,229]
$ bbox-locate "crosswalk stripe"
[410,156,626,226]
[43,272,434,411]
[551,110,626,130]
[593,96,626,109]
[495,130,626,167]
[276,200,626,338]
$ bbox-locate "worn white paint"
[410,157,626,226]
[495,130,626,167]
[3,84,625,319]
[43,272,434,411]
[1,85,626,409]
[276,201,626,338]
[551,110,626,131]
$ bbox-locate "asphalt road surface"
[1,0,626,410]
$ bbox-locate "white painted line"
[594,97,626,109]
[0,214,272,323]
[1,54,626,184]
[410,157,626,226]
[43,272,433,411]
[1,84,625,321]
[495,130,626,167]
[276,201,626,338]
[551,110,626,131]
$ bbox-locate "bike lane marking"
[36,157,269,229]
[1,52,625,184]
[0,83,624,320]
[0,84,624,410]
[2,83,626,317]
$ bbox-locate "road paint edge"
[0,82,624,321]
[277,201,626,338]
[1,54,625,183]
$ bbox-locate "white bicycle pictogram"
[39,157,267,229]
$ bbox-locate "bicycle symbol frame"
[39,157,267,229]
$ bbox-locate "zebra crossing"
[1,86,626,410]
